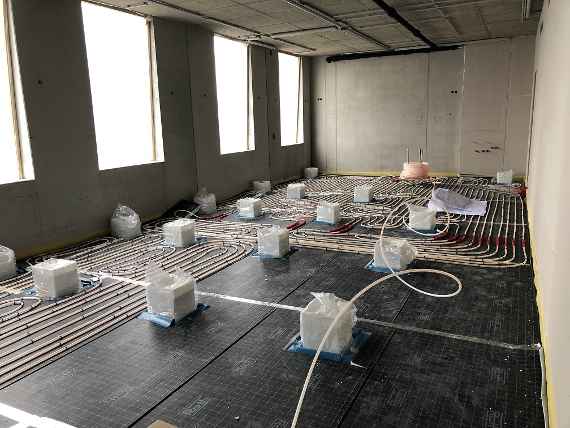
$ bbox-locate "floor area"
[0,176,544,427]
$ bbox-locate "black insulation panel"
[0,247,543,428]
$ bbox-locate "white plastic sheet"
[300,292,355,354]
[428,188,487,216]
[374,238,416,271]
[145,263,196,322]
[110,204,142,239]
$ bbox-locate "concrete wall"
[0,0,310,257]
[526,1,570,426]
[311,37,534,176]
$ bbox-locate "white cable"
[291,198,463,427]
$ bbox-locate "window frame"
[213,34,255,155]
[2,0,26,181]
[278,51,304,147]
[81,1,163,171]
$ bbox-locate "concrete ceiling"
[98,0,543,55]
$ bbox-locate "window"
[213,35,254,155]
[278,52,303,146]
[82,2,162,170]
[0,0,33,185]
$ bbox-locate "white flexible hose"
[290,199,463,427]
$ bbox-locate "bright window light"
[214,35,254,155]
[278,52,303,146]
[0,0,33,185]
[82,2,162,170]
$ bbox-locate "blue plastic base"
[364,259,401,273]
[312,219,339,226]
[251,247,298,260]
[231,213,266,222]
[286,328,371,363]
[160,236,208,248]
[138,303,210,328]
[24,272,101,301]
[408,226,436,233]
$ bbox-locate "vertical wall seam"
[185,25,199,192]
[503,39,514,170]
[425,53,430,160]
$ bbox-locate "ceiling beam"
[279,1,391,50]
[370,0,437,48]
[95,0,316,52]
[326,45,461,63]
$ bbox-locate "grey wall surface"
[0,0,310,257]
[526,1,570,426]
[311,37,534,176]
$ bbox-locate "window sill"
[98,160,165,173]
[0,177,35,189]
[220,149,256,156]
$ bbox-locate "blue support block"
[286,328,371,364]
[138,302,210,328]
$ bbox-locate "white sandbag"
[497,169,513,185]
[0,246,16,281]
[300,292,355,354]
[257,226,289,258]
[316,201,340,224]
[193,188,217,215]
[287,183,306,200]
[237,198,262,219]
[145,263,196,322]
[354,185,373,203]
[163,219,196,247]
[407,204,437,231]
[253,180,271,194]
[305,167,319,179]
[110,204,142,239]
[32,259,80,299]
[374,238,416,271]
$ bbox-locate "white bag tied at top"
[163,218,196,247]
[145,263,196,322]
[374,237,416,271]
[237,198,262,219]
[110,204,142,239]
[0,246,16,281]
[32,258,81,299]
[300,292,356,354]
[193,188,217,215]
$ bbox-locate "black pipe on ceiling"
[326,45,462,63]
[371,0,437,48]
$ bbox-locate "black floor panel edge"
[0,247,543,428]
